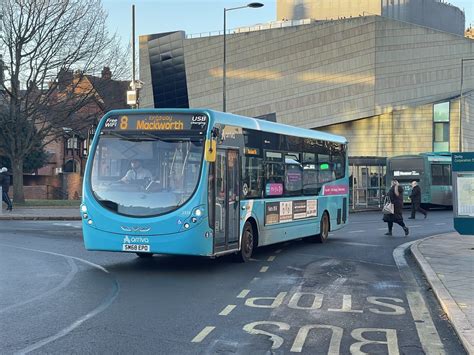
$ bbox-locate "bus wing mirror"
[205,139,216,162]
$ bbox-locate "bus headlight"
[194,208,202,217]
[81,205,87,213]
[87,219,93,225]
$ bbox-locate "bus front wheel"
[136,253,154,258]
[313,212,329,243]
[238,222,254,262]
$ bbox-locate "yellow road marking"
[267,256,276,262]
[260,266,269,273]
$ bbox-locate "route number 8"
[120,116,129,130]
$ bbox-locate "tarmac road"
[0,210,466,354]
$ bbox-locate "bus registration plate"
[122,244,150,252]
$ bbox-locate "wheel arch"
[244,216,259,248]
[323,209,331,232]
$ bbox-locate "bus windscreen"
[90,133,204,217]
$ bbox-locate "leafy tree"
[0,0,129,202]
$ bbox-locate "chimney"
[101,67,112,80]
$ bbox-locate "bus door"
[214,149,240,253]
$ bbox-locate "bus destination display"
[102,113,208,132]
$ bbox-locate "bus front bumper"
[82,223,214,257]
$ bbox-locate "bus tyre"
[136,253,153,258]
[314,212,330,243]
[238,222,254,262]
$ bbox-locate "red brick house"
[38,67,129,177]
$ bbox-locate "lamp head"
[247,2,264,8]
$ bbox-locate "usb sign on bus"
[82,109,348,261]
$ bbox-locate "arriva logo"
[123,236,149,243]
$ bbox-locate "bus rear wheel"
[312,212,329,243]
[136,253,153,258]
[238,222,254,262]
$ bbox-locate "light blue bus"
[81,109,349,261]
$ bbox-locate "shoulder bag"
[382,195,394,214]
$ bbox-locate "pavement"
[411,232,474,354]
[0,206,81,220]
[1,206,472,353]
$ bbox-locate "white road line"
[0,244,119,355]
[348,230,365,233]
[378,228,387,230]
[0,258,78,314]
[275,249,283,254]
[267,256,276,262]
[333,241,381,247]
[393,242,445,354]
[237,289,250,298]
[219,305,236,316]
[191,326,215,343]
[410,225,422,228]
[260,266,269,273]
[435,223,446,226]
[52,222,81,229]
[251,277,260,283]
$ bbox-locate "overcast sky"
[102,0,474,49]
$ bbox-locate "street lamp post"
[460,58,474,152]
[223,2,264,112]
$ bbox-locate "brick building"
[38,67,129,177]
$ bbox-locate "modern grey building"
[277,0,465,36]
[139,15,474,206]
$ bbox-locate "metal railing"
[186,19,312,39]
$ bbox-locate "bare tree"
[0,0,129,202]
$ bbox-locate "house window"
[433,102,450,152]
[67,137,78,149]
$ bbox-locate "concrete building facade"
[140,16,474,157]
[277,0,465,36]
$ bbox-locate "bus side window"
[242,156,263,198]
[284,158,302,196]
[264,162,285,197]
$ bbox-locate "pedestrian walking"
[1,167,13,211]
[408,181,427,219]
[383,179,409,236]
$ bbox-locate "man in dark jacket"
[1,167,13,211]
[409,181,427,219]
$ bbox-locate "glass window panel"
[91,135,203,217]
[433,141,449,152]
[431,164,443,185]
[434,123,449,144]
[443,164,451,185]
[242,157,263,198]
[285,161,303,196]
[433,102,450,122]
[264,162,284,197]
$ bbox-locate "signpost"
[452,152,474,235]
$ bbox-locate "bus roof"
[103,108,347,145]
[388,152,452,161]
[209,110,347,144]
